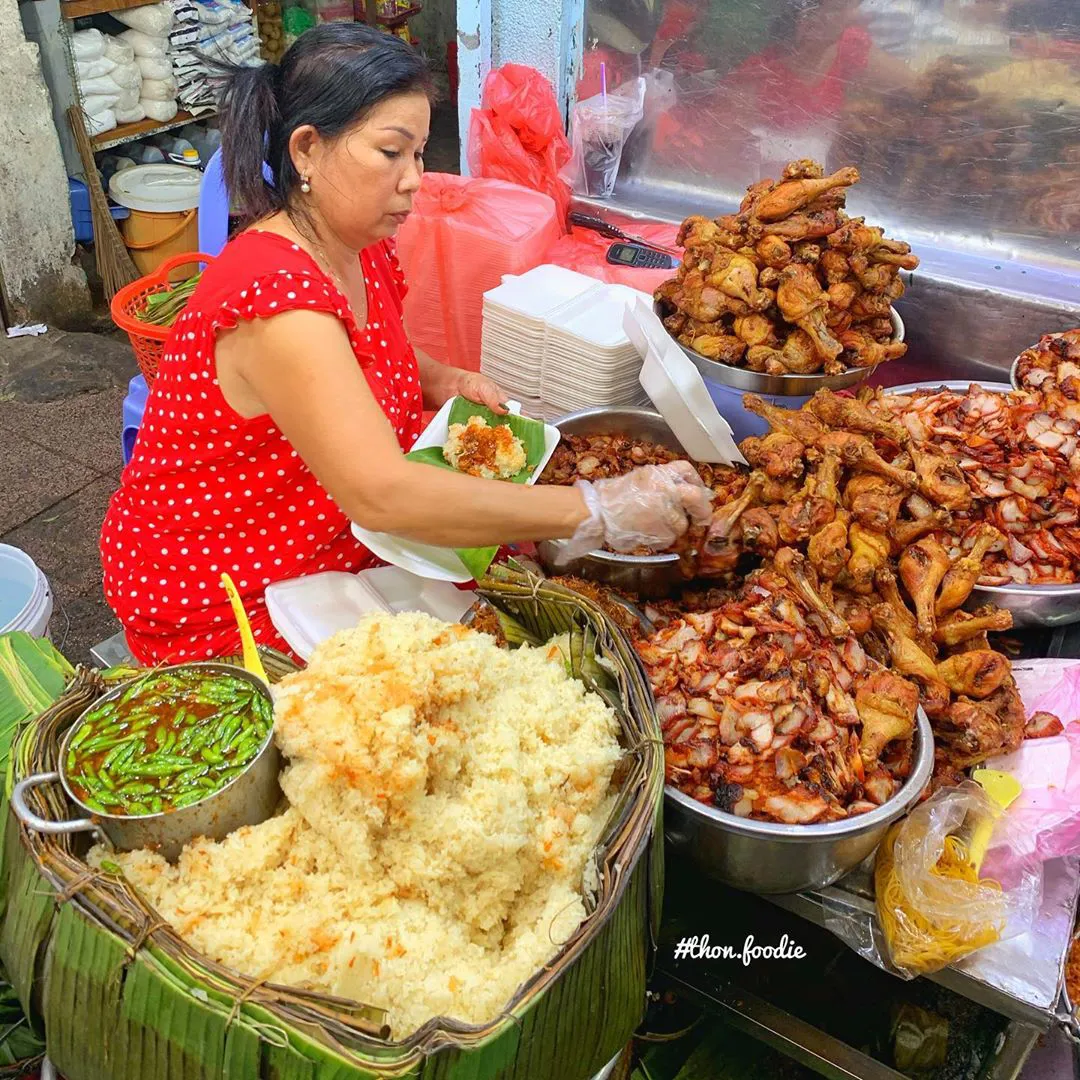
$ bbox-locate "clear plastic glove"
[557,461,714,564]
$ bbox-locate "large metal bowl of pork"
[535,407,706,599]
[665,706,934,895]
[888,380,1080,628]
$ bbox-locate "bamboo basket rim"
[7,576,664,1065]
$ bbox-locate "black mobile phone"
[605,241,677,270]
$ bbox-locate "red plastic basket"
[110,252,214,384]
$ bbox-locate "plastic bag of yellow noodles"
[874,783,1041,977]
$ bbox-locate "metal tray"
[888,380,1080,628]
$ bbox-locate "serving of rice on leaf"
[443,415,528,479]
[92,612,623,1036]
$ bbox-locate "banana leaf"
[406,398,549,581]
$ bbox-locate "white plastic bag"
[136,55,173,80]
[78,74,125,97]
[85,108,117,136]
[141,98,178,122]
[109,62,143,90]
[115,84,140,111]
[72,29,106,62]
[114,3,174,36]
[564,77,646,199]
[83,92,121,114]
[104,35,136,65]
[140,76,178,101]
[120,29,169,58]
[115,103,147,124]
[76,56,117,80]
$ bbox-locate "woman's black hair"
[217,25,435,222]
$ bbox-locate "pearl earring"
[300,174,311,193]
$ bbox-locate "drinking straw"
[600,61,607,106]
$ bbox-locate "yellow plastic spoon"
[220,572,268,683]
[967,769,1023,873]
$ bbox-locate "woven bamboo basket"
[0,568,664,1080]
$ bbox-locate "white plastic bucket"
[0,544,53,637]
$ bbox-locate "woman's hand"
[558,462,715,562]
[415,347,508,414]
[448,369,508,414]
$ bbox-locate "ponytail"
[214,25,434,224]
[219,63,281,221]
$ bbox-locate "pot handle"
[10,772,100,839]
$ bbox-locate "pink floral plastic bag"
[981,659,1080,872]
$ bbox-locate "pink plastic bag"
[542,223,680,290]
[396,172,561,371]
[981,660,1080,873]
[467,64,573,228]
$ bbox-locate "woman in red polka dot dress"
[100,25,714,664]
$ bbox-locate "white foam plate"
[350,398,561,582]
[265,568,477,661]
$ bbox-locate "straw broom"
[67,107,140,299]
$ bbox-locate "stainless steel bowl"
[888,380,1080,628]
[664,707,934,895]
[654,301,905,396]
[11,662,282,862]
[535,406,697,599]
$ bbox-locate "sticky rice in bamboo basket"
[0,565,663,1080]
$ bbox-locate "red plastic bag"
[541,222,680,290]
[396,172,561,371]
[467,64,572,228]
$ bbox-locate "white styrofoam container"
[265,568,477,661]
[350,398,561,583]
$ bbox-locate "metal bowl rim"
[541,405,698,565]
[663,706,934,841]
[653,301,903,390]
[888,380,1080,597]
[59,661,274,823]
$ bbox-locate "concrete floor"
[0,327,134,664]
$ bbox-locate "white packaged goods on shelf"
[136,55,173,80]
[78,73,125,97]
[115,85,140,111]
[109,63,143,90]
[140,99,179,122]
[120,29,169,58]
[113,3,174,36]
[72,29,105,62]
[115,104,147,123]
[82,93,121,114]
[141,76,178,101]
[77,57,117,80]
[85,109,117,136]
[104,35,136,65]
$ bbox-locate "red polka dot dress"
[101,230,424,664]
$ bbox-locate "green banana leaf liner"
[407,398,549,580]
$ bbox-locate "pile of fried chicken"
[654,159,918,375]
[637,566,919,825]
[1013,328,1080,403]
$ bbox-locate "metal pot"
[11,663,281,862]
[655,302,905,396]
[535,406,698,599]
[664,707,935,895]
[888,380,1080,628]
